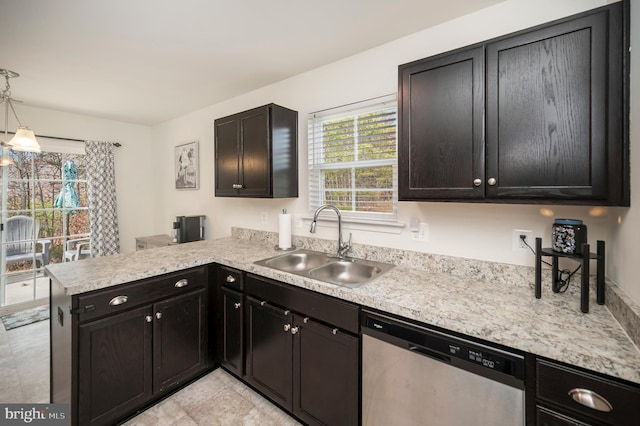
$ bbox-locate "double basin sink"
[254,249,394,288]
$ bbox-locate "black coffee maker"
[173,215,205,243]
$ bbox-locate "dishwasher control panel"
[362,310,525,382]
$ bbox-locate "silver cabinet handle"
[473,178,482,187]
[234,302,241,309]
[283,323,291,332]
[145,315,153,323]
[568,388,613,412]
[487,177,497,186]
[155,312,162,320]
[226,275,236,283]
[232,184,243,189]
[291,326,299,335]
[174,279,188,288]
[109,295,128,306]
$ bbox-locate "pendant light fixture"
[0,68,41,153]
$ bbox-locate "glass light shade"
[9,126,41,152]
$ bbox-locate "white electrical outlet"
[261,211,268,224]
[512,229,533,252]
[294,214,303,228]
[418,223,430,242]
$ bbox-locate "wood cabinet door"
[214,114,241,196]
[153,288,208,394]
[292,315,359,426]
[486,10,611,201]
[239,106,271,197]
[245,296,293,410]
[220,286,244,377]
[399,46,484,200]
[78,305,153,426]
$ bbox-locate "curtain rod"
[3,130,121,147]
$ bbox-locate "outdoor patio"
[2,273,49,311]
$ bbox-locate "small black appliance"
[173,215,205,243]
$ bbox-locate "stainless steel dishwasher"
[362,310,525,425]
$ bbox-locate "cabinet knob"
[234,302,241,309]
[155,312,162,320]
[283,323,291,332]
[487,177,497,186]
[145,315,153,323]
[291,326,299,335]
[232,184,243,189]
[568,388,613,412]
[473,178,482,187]
[226,275,236,283]
[174,279,188,288]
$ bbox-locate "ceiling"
[0,0,503,126]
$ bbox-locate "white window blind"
[308,94,397,220]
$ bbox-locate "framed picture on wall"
[175,141,199,190]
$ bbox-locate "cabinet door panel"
[245,296,292,410]
[221,287,244,376]
[78,305,152,426]
[293,316,359,426]
[486,12,607,200]
[399,46,484,200]
[215,116,241,196]
[153,289,207,393]
[240,107,271,196]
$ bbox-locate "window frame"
[308,94,398,221]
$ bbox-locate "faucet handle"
[346,232,352,248]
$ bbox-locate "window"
[1,138,88,308]
[308,95,397,221]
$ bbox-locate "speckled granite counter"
[46,229,640,386]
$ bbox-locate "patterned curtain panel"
[86,140,120,256]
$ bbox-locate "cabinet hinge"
[69,304,96,315]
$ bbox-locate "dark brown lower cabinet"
[51,266,213,426]
[293,315,359,426]
[78,305,153,426]
[536,358,640,425]
[220,286,244,377]
[246,296,293,408]
[244,279,360,426]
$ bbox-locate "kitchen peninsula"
[47,228,640,425]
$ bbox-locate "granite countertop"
[46,233,640,386]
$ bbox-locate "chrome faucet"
[310,204,352,258]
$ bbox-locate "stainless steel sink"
[262,250,331,273]
[255,249,394,287]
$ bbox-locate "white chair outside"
[5,215,51,267]
[64,238,91,262]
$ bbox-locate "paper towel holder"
[275,208,296,251]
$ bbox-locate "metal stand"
[534,237,605,313]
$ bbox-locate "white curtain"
[86,140,120,256]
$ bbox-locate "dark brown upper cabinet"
[214,103,298,198]
[399,1,629,206]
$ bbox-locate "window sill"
[299,215,405,234]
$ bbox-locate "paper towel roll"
[279,212,292,249]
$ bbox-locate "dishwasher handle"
[409,344,451,363]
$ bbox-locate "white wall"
[151,0,635,292]
[13,105,155,253]
[609,0,640,304]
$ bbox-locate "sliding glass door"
[0,140,88,313]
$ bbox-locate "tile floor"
[0,317,301,425]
